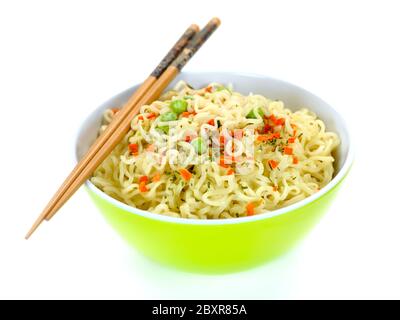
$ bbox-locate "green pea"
[169,99,188,114]
[158,125,170,134]
[191,137,206,154]
[246,108,264,119]
[160,112,178,122]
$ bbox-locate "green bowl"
[76,72,354,273]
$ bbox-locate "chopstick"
[25,18,221,239]
[41,23,199,224]
[24,24,199,237]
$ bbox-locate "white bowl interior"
[75,72,352,224]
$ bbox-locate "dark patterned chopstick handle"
[172,18,221,71]
[150,24,199,78]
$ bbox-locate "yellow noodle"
[91,81,340,219]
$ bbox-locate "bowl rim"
[81,71,354,225]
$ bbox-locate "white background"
[1,0,399,299]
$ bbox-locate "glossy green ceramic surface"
[87,174,346,273]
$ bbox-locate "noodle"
[91,81,340,219]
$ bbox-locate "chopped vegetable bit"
[268,159,278,169]
[160,112,178,122]
[139,176,148,183]
[207,119,215,126]
[288,136,296,143]
[205,86,212,93]
[185,135,192,142]
[139,181,148,192]
[284,147,293,155]
[138,115,144,121]
[191,137,206,154]
[152,173,161,182]
[292,156,299,164]
[179,168,192,181]
[169,99,188,115]
[147,112,157,119]
[257,132,280,142]
[246,203,255,216]
[226,168,234,175]
[158,125,169,134]
[246,108,264,119]
[128,143,139,155]
[181,111,196,118]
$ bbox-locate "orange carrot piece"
[246,203,255,216]
[179,168,192,181]
[139,181,148,192]
[268,159,278,169]
[147,112,157,119]
[284,147,293,155]
[128,143,138,155]
[292,156,299,164]
[139,176,148,183]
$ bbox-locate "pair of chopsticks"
[25,17,221,239]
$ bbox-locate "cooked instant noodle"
[91,81,340,219]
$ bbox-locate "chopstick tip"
[25,218,45,240]
[211,17,221,26]
[190,24,200,32]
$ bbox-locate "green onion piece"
[246,108,264,119]
[158,125,170,134]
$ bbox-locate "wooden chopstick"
[43,17,220,221]
[42,24,199,224]
[25,18,221,239]
[25,23,199,238]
